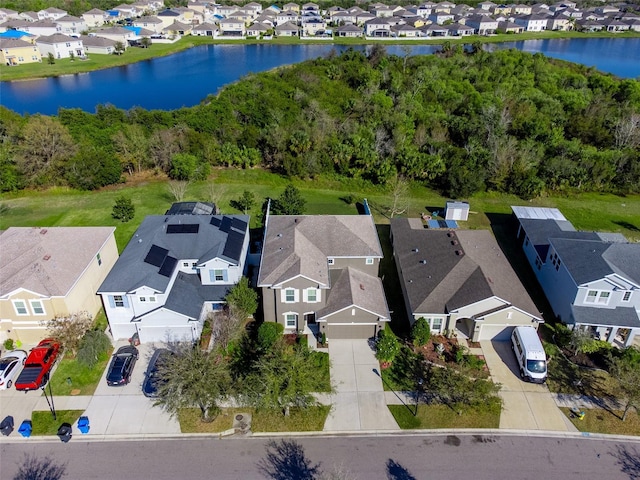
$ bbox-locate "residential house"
[603,18,630,32]
[276,10,299,25]
[156,8,182,28]
[364,17,392,36]
[80,34,117,54]
[247,22,269,37]
[94,27,138,47]
[0,8,20,22]
[55,15,87,35]
[98,213,250,344]
[0,227,118,345]
[218,17,246,36]
[19,12,39,22]
[163,20,192,36]
[216,5,239,18]
[514,13,549,31]
[0,37,40,65]
[275,21,299,36]
[512,206,640,347]
[429,11,455,24]
[37,7,68,21]
[133,16,164,33]
[547,14,572,30]
[83,8,107,27]
[465,14,499,34]
[283,3,301,13]
[576,19,604,32]
[19,20,61,37]
[302,18,326,36]
[112,3,142,19]
[36,33,85,59]
[392,23,421,37]
[513,4,533,14]
[258,213,390,340]
[192,22,218,36]
[391,218,542,342]
[447,22,475,36]
[498,20,524,32]
[335,23,363,37]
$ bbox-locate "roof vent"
[420,260,427,264]
[451,240,458,245]
[447,232,454,237]
[43,254,51,261]
[40,229,48,235]
[412,248,419,253]
[455,250,464,256]
[359,283,365,290]
[277,233,282,237]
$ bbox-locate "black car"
[106,346,139,386]
[142,348,173,398]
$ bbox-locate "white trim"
[317,304,389,321]
[272,274,328,288]
[283,311,298,328]
[281,288,298,303]
[304,287,320,303]
[29,299,46,316]
[12,299,29,316]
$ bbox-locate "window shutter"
[122,296,130,308]
[209,270,215,282]
[108,296,115,308]
[294,289,299,302]
[223,270,228,282]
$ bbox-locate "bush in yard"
[46,311,93,356]
[76,330,112,368]
[411,317,431,347]
[3,338,14,351]
[375,328,401,364]
[111,195,135,222]
[257,322,284,351]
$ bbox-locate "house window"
[13,300,28,316]
[140,297,146,302]
[327,258,334,265]
[192,262,198,269]
[30,300,45,315]
[285,313,297,328]
[585,290,610,305]
[66,42,71,47]
[113,295,125,307]
[366,257,374,265]
[214,269,224,281]
[431,318,442,331]
[285,289,296,303]
[622,291,632,302]
[183,262,190,268]
[585,290,598,303]
[306,288,318,303]
[598,291,610,304]
[96,253,102,266]
[149,296,157,303]
[535,257,542,270]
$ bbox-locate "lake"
[1,38,639,115]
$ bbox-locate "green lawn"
[389,401,501,429]
[178,406,330,433]
[47,349,112,396]
[2,31,638,82]
[546,354,619,398]
[2,170,638,252]
[31,410,84,436]
[560,407,640,436]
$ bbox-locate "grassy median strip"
[560,408,640,436]
[179,406,330,433]
[31,410,84,436]
[46,350,112,396]
[389,402,501,429]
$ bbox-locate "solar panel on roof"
[220,216,232,233]
[167,224,200,234]
[222,230,244,262]
[210,217,222,227]
[159,256,178,277]
[144,245,169,267]
[231,217,248,233]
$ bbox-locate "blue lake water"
[1,38,639,115]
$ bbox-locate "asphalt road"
[2,433,639,480]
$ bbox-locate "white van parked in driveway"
[511,326,547,383]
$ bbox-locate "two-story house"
[0,38,41,65]
[513,206,640,347]
[0,227,118,345]
[258,212,390,340]
[98,213,250,343]
[391,218,542,342]
[36,33,84,59]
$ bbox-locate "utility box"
[445,201,469,221]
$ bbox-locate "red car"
[14,338,61,391]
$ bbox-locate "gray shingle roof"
[258,215,382,287]
[390,218,539,317]
[157,271,229,319]
[99,214,248,294]
[317,266,389,320]
[571,305,640,328]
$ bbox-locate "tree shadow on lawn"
[257,439,320,480]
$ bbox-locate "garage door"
[478,324,513,341]
[137,325,195,343]
[327,324,377,340]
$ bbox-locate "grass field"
[560,407,640,436]
[31,410,84,436]
[2,170,639,252]
[1,31,638,82]
[46,349,112,396]
[178,406,330,433]
[389,402,501,429]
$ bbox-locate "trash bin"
[77,416,90,434]
[57,423,72,443]
[18,420,32,438]
[129,332,140,346]
[0,416,14,436]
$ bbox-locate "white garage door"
[137,325,195,343]
[478,324,513,341]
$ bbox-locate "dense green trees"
[2,48,638,197]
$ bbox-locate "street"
[2,433,639,479]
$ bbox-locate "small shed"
[445,201,469,221]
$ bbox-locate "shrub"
[3,338,14,351]
[46,311,93,356]
[257,322,284,351]
[76,330,112,368]
[411,317,431,346]
[375,328,400,364]
[111,196,135,222]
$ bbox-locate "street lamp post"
[41,375,56,420]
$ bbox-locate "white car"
[0,350,27,390]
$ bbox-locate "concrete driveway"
[323,339,398,432]
[481,341,572,431]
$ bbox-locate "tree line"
[1,47,639,199]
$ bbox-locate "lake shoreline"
[1,30,639,83]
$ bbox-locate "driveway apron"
[323,339,398,432]
[481,341,571,431]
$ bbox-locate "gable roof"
[99,214,248,294]
[258,214,382,287]
[390,218,539,317]
[0,227,115,298]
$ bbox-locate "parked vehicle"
[511,326,547,383]
[14,339,61,391]
[142,348,173,398]
[106,346,138,386]
[0,350,27,390]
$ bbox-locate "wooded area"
[1,47,639,199]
